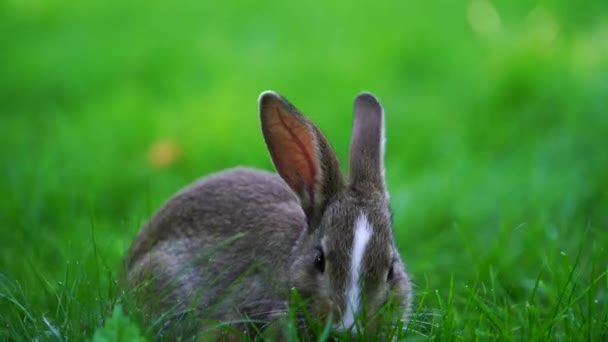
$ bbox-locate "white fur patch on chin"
[337,213,373,330]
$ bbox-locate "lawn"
[1,0,607,340]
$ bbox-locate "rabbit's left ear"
[348,92,386,194]
[259,91,344,225]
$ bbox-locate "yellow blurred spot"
[147,139,180,168]
[467,0,502,37]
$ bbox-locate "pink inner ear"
[267,107,318,198]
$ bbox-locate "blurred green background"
[1,0,607,339]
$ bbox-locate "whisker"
[407,328,430,338]
[411,311,442,318]
[406,319,439,328]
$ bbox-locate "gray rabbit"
[123,91,413,339]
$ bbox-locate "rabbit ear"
[259,91,344,224]
[348,92,386,193]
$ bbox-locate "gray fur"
[349,92,386,192]
[123,91,412,340]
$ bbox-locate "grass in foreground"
[1,223,606,340]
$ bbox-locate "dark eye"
[387,258,396,281]
[314,246,325,273]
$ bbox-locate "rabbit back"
[124,167,305,335]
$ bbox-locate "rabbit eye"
[314,246,325,273]
[387,257,396,281]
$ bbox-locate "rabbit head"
[259,91,412,332]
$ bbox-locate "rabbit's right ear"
[259,91,344,225]
[348,92,387,194]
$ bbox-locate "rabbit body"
[124,91,413,340]
[125,168,304,333]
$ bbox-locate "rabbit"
[122,91,413,340]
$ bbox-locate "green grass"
[1,0,607,340]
